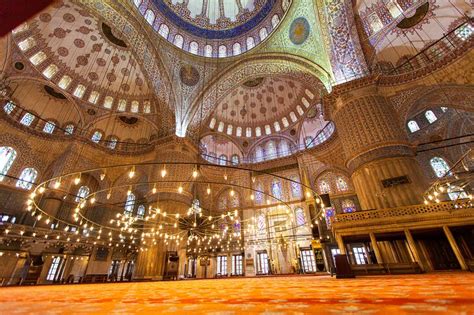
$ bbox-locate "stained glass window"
[271,180,282,199]
[75,186,90,202]
[319,180,331,194]
[407,120,420,133]
[266,141,276,159]
[447,186,469,201]
[16,168,38,190]
[255,183,263,204]
[255,146,264,162]
[124,193,135,214]
[144,9,155,25]
[341,199,356,213]
[64,124,74,135]
[430,157,450,178]
[305,136,314,148]
[290,176,302,198]
[231,154,239,166]
[218,154,227,166]
[336,177,348,192]
[20,113,35,126]
[0,147,17,181]
[218,194,227,210]
[425,110,437,124]
[257,214,266,231]
[247,36,255,50]
[137,205,145,218]
[279,140,289,157]
[324,208,335,228]
[91,131,102,143]
[3,101,15,115]
[43,121,56,134]
[158,24,169,38]
[108,137,118,150]
[295,208,306,226]
[229,193,240,208]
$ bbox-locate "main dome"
[133,0,290,57]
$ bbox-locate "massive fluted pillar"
[327,81,427,210]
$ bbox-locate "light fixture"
[161,167,167,178]
[129,167,136,179]
[53,179,61,189]
[38,186,45,194]
[178,185,183,193]
[74,174,81,185]
[207,186,211,195]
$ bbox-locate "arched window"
[103,96,113,109]
[16,168,38,190]
[144,9,155,25]
[133,0,141,7]
[117,100,126,111]
[425,110,437,124]
[218,194,227,210]
[407,120,420,133]
[259,27,268,40]
[158,24,169,38]
[4,101,15,115]
[430,157,450,178]
[290,176,302,198]
[255,183,263,204]
[441,106,448,112]
[173,34,184,48]
[189,41,199,54]
[107,137,118,150]
[257,214,266,231]
[137,205,146,218]
[271,14,280,28]
[58,75,72,89]
[232,42,241,55]
[20,113,35,126]
[255,146,264,162]
[91,131,102,143]
[295,208,306,226]
[231,154,239,166]
[447,186,469,201]
[204,45,213,57]
[43,121,56,134]
[42,64,58,79]
[305,136,314,148]
[319,180,331,194]
[279,140,289,157]
[207,152,217,164]
[255,127,262,137]
[368,13,383,33]
[336,177,348,192]
[0,147,17,181]
[124,193,135,214]
[341,199,356,213]
[246,37,255,50]
[219,154,227,166]
[75,186,90,202]
[218,45,227,57]
[64,124,74,135]
[324,208,335,228]
[271,180,282,199]
[265,140,276,159]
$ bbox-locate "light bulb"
[178,186,183,193]
[74,176,81,185]
[53,180,61,189]
[207,187,211,195]
[152,186,157,194]
[161,169,167,178]
[129,168,135,179]
[230,190,235,197]
[250,194,254,201]
[192,169,198,178]
[100,172,106,181]
[38,187,45,194]
[306,191,311,198]
[90,197,96,204]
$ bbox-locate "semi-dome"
[133,0,290,57]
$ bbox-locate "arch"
[246,37,255,50]
[43,121,56,134]
[189,41,199,54]
[232,42,241,56]
[16,167,38,190]
[173,34,184,48]
[341,199,356,213]
[91,131,103,143]
[137,204,146,218]
[0,146,17,181]
[336,177,349,192]
[186,54,331,135]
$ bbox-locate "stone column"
[328,82,427,210]
[369,232,383,264]
[404,229,425,272]
[442,226,468,271]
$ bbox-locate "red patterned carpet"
[1,273,473,314]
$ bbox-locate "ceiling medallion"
[289,17,310,45]
[179,65,200,87]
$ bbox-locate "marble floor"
[0,273,473,314]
